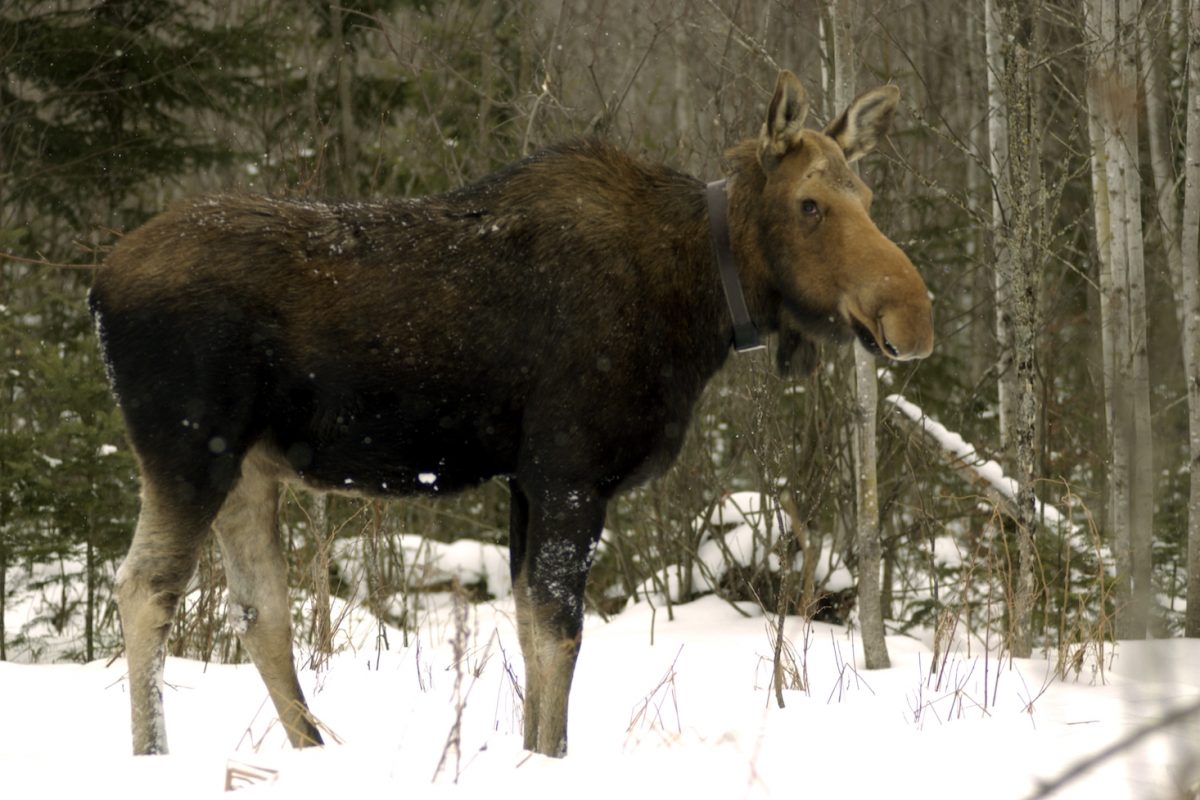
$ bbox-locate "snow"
[2,436,1193,797]
[635,492,852,602]
[331,534,512,601]
[931,534,964,567]
[37,451,63,468]
[2,592,1197,799]
[703,491,777,529]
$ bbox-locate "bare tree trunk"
[986,0,1041,657]
[851,341,888,666]
[822,0,889,669]
[330,1,357,197]
[0,374,8,661]
[966,8,994,387]
[1084,0,1127,625]
[985,0,1018,455]
[1085,0,1153,639]
[85,532,95,662]
[0,541,6,662]
[477,0,496,148]
[1143,1,1200,638]
[1143,16,1183,312]
[1008,23,1040,661]
[1182,0,1200,637]
[0,321,11,662]
[1121,0,1155,640]
[1173,0,1190,78]
[310,493,334,665]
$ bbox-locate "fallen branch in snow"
[224,759,279,790]
[433,590,469,783]
[884,394,1106,563]
[886,394,1117,682]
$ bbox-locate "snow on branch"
[885,394,1102,558]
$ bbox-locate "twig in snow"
[625,645,684,749]
[432,587,472,783]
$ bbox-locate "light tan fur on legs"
[212,445,322,748]
[116,484,209,755]
[514,573,581,757]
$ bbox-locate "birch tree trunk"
[822,0,889,669]
[966,9,995,388]
[985,0,1018,454]
[1181,0,1200,637]
[1143,0,1200,637]
[1121,0,1155,641]
[985,0,1041,657]
[1084,0,1127,628]
[1084,0,1153,639]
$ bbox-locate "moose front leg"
[509,481,604,757]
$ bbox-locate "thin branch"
[0,251,101,270]
[701,0,781,72]
[1024,698,1200,799]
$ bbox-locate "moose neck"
[706,180,764,353]
[721,144,785,340]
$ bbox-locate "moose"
[90,70,932,758]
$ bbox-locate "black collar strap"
[706,179,764,353]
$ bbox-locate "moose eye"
[800,199,820,217]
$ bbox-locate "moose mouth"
[852,317,900,359]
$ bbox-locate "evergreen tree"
[0,0,290,660]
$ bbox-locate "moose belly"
[268,380,522,497]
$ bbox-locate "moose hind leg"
[511,483,604,757]
[117,484,213,755]
[213,445,323,748]
[507,481,542,747]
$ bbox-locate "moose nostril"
[883,334,899,358]
[876,318,901,358]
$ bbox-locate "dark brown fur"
[90,71,932,758]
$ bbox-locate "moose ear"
[824,85,900,163]
[759,71,809,172]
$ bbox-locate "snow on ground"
[2,593,1198,799]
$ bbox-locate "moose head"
[732,71,933,374]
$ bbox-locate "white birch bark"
[1084,0,1125,614]
[1085,0,1152,639]
[1100,0,1138,638]
[966,9,994,386]
[985,0,1018,454]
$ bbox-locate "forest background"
[2,0,1198,700]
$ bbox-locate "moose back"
[90,70,932,758]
